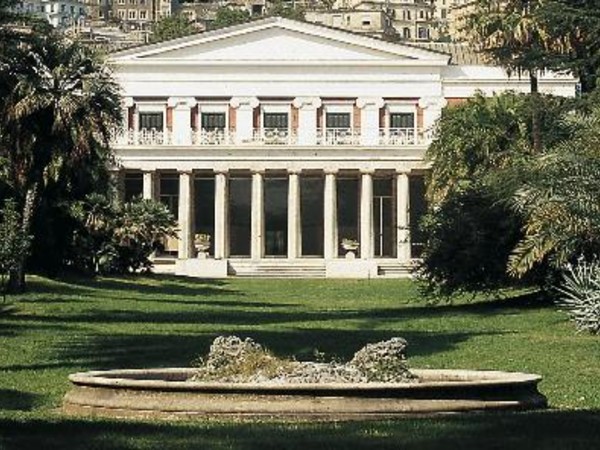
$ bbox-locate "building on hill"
[304,8,396,39]
[14,0,86,27]
[108,17,577,278]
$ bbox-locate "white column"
[323,169,338,260]
[230,97,259,144]
[251,170,264,261]
[396,171,411,261]
[122,97,134,144]
[168,97,196,145]
[357,97,384,146]
[142,170,155,200]
[292,97,322,146]
[287,170,301,259]
[360,170,374,260]
[418,96,448,142]
[214,170,228,260]
[178,170,194,259]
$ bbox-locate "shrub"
[418,185,522,298]
[556,259,600,334]
[70,194,177,275]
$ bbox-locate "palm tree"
[0,34,122,291]
[467,0,572,153]
[507,107,600,276]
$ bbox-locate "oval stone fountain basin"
[63,368,547,420]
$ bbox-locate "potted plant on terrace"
[194,233,211,259]
[341,238,360,259]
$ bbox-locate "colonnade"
[134,169,413,262]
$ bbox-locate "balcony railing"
[316,128,361,146]
[114,127,432,147]
[253,128,297,145]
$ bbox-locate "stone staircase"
[376,262,414,278]
[229,259,326,278]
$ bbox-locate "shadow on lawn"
[20,328,495,371]
[0,410,599,450]
[0,389,46,412]
[69,275,238,298]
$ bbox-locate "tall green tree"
[150,14,197,43]
[507,107,600,276]
[210,7,251,30]
[0,34,122,291]
[467,0,573,152]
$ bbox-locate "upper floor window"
[139,112,163,131]
[263,112,288,129]
[390,112,415,129]
[326,113,351,129]
[201,112,226,130]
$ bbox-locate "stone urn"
[194,233,211,259]
[341,238,360,259]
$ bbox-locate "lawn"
[0,275,599,449]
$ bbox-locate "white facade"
[109,17,577,278]
[15,0,86,27]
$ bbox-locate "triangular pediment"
[112,18,450,64]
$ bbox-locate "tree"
[70,194,177,275]
[467,0,573,152]
[426,92,570,204]
[150,14,197,43]
[0,199,31,301]
[0,34,122,291]
[507,106,600,277]
[210,7,251,30]
[268,0,305,21]
[420,92,571,296]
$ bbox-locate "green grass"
[0,275,599,449]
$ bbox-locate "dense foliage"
[419,185,522,297]
[0,27,122,290]
[150,14,198,43]
[420,93,570,296]
[70,194,177,275]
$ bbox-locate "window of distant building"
[128,9,136,19]
[441,8,447,18]
[419,10,424,19]
[139,9,146,19]
[403,27,411,39]
[418,27,429,39]
[117,8,125,18]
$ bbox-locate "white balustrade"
[316,128,361,146]
[112,127,433,147]
[253,128,297,145]
[192,128,234,145]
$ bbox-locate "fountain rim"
[68,368,543,392]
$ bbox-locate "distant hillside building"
[14,0,86,27]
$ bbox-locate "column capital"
[230,96,259,109]
[178,169,194,176]
[167,97,197,109]
[292,96,322,110]
[395,169,411,175]
[213,168,229,176]
[288,169,302,176]
[251,169,265,175]
[323,168,339,175]
[356,97,384,110]
[360,169,376,175]
[123,97,134,108]
[418,96,447,110]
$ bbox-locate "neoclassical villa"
[110,17,577,278]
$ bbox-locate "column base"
[325,260,378,278]
[175,259,229,278]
